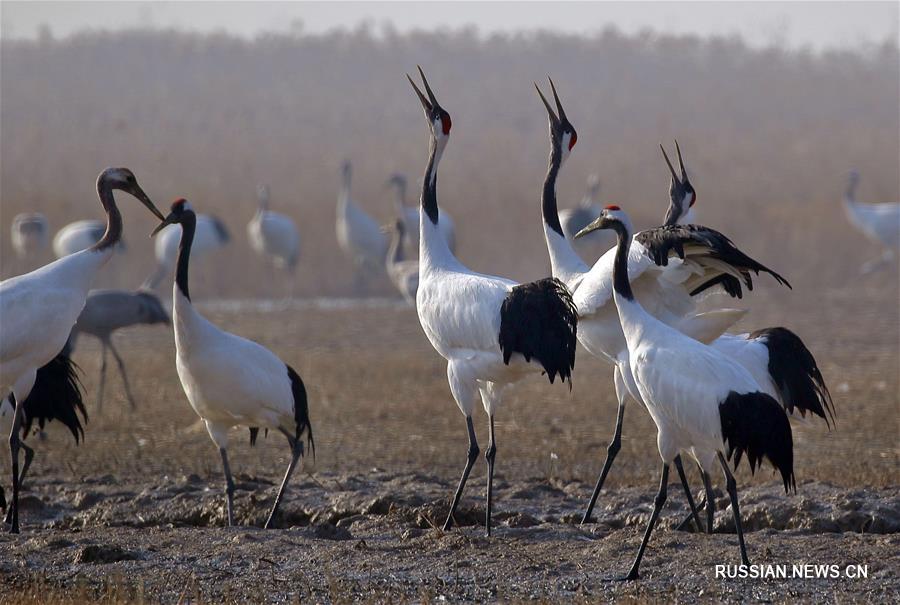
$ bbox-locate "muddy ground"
[0,279,897,603]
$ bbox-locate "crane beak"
[150,213,176,237]
[660,143,682,187]
[575,216,610,239]
[130,184,165,222]
[535,81,560,126]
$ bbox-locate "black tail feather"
[286,364,314,460]
[719,391,795,493]
[752,327,835,428]
[20,351,87,443]
[498,277,578,386]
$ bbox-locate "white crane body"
[154,199,313,528]
[0,167,163,533]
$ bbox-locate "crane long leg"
[443,416,479,531]
[484,415,497,537]
[108,339,137,409]
[581,391,626,524]
[264,434,304,529]
[7,394,24,533]
[675,461,716,533]
[623,462,669,581]
[718,452,749,565]
[97,342,109,411]
[3,441,34,526]
[674,455,703,533]
[701,468,715,534]
[218,447,236,527]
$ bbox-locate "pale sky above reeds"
[2,1,897,52]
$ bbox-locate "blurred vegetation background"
[1,28,897,297]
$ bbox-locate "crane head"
[99,167,165,221]
[408,66,451,141]
[535,78,577,163]
[151,198,194,237]
[660,139,696,226]
[575,205,633,239]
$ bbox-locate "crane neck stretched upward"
[541,128,588,284]
[418,134,456,271]
[89,174,123,253]
[421,135,447,226]
[175,211,198,302]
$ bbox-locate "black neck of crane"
[542,129,565,237]
[611,223,635,301]
[421,139,440,225]
[175,212,197,302]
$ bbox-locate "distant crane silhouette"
[68,289,170,410]
[843,170,899,273]
[387,173,457,254]
[10,213,49,260]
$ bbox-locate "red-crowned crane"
[408,68,577,537]
[151,199,314,529]
[842,169,899,274]
[659,142,834,532]
[577,205,796,579]
[0,167,163,532]
[532,81,792,528]
[247,184,301,275]
[337,160,389,293]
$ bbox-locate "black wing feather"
[498,277,578,386]
[636,224,791,299]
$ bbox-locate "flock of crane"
[0,66,897,581]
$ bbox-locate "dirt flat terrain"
[0,279,897,603]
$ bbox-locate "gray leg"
[582,394,626,524]
[97,342,109,411]
[264,436,304,529]
[443,416,479,531]
[484,415,497,537]
[7,394,24,533]
[674,455,703,533]
[623,462,669,581]
[108,340,136,409]
[219,447,236,526]
[718,453,750,565]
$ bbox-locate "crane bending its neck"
[175,211,197,302]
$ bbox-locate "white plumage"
[154,198,313,529]
[53,219,120,258]
[247,185,300,272]
[584,205,796,579]
[533,87,794,526]
[144,213,230,289]
[336,160,388,290]
[387,173,457,253]
[843,170,899,273]
[10,213,49,259]
[0,167,163,533]
[409,69,577,537]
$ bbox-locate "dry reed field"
[0,26,898,604]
